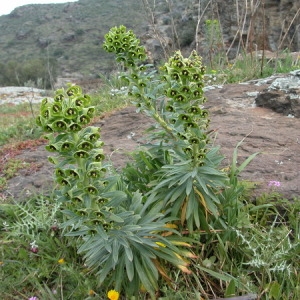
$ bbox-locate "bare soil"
[1,81,300,201]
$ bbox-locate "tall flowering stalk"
[103,26,228,231]
[36,85,112,229]
[36,83,197,298]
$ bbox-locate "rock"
[142,0,300,64]
[255,90,292,115]
[37,37,51,48]
[255,70,300,117]
[62,32,76,42]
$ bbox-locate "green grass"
[204,50,300,84]
[1,189,299,299]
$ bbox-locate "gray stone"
[255,71,300,117]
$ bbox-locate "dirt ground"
[1,81,300,201]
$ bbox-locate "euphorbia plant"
[103,25,228,231]
[36,84,197,299]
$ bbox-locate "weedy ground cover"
[0,25,299,300]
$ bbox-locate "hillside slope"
[0,0,146,77]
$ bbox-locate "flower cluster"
[36,85,94,134]
[268,180,281,187]
[160,50,210,166]
[103,25,146,68]
[36,85,113,233]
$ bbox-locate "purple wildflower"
[268,180,281,187]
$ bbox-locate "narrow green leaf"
[112,239,120,263]
[125,255,135,281]
[225,279,236,297]
[134,256,157,295]
[124,245,133,262]
[197,265,234,281]
[185,177,193,195]
[237,152,259,174]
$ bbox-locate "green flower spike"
[84,185,98,195]
[60,141,75,152]
[41,108,50,119]
[76,209,88,217]
[69,123,82,132]
[52,120,68,132]
[189,137,200,144]
[36,116,42,126]
[55,168,65,177]
[93,150,105,162]
[166,88,178,98]
[185,122,197,129]
[78,114,91,125]
[82,107,95,118]
[175,94,187,102]
[180,85,191,94]
[87,169,101,178]
[60,178,71,186]
[74,97,88,108]
[45,144,59,152]
[74,150,89,159]
[66,169,80,179]
[66,85,82,97]
[43,125,54,133]
[54,93,64,102]
[165,105,174,112]
[77,141,94,151]
[95,197,109,205]
[179,114,191,122]
[51,103,63,116]
[86,133,100,142]
[64,107,79,120]
[188,106,202,115]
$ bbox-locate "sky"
[0,0,78,16]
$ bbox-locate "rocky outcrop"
[255,70,300,117]
[143,0,300,63]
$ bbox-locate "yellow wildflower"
[107,290,119,300]
[58,258,65,264]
